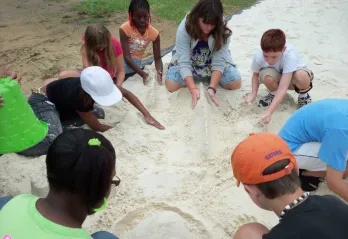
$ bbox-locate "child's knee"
[263,75,277,86]
[234,223,269,239]
[293,70,311,84]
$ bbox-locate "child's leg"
[118,87,165,130]
[124,58,145,75]
[17,93,63,157]
[259,68,281,92]
[58,70,80,80]
[234,223,269,239]
[165,65,185,92]
[219,64,242,90]
[257,68,281,107]
[292,68,314,107]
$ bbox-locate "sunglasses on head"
[112,176,121,187]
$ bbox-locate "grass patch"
[74,0,257,24]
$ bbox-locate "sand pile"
[1,0,348,238]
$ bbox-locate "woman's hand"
[207,87,220,107]
[191,88,200,109]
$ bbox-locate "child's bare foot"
[145,115,165,130]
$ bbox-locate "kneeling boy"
[246,29,314,124]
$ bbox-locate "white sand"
[1,0,348,238]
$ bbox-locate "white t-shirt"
[251,44,307,74]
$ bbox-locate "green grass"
[74,0,257,24]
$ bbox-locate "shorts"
[124,58,145,75]
[294,142,326,171]
[165,64,241,86]
[259,67,314,91]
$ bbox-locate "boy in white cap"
[19,66,122,157]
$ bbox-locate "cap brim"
[90,85,122,106]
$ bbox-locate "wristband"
[190,87,198,93]
[207,86,217,94]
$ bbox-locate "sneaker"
[299,169,325,192]
[298,94,312,107]
[258,93,275,107]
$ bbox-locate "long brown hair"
[185,0,232,51]
[84,24,116,69]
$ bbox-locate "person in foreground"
[279,98,348,198]
[0,128,120,239]
[0,65,21,107]
[245,29,314,124]
[59,24,164,130]
[120,0,163,84]
[165,0,241,109]
[231,132,348,239]
[18,66,122,157]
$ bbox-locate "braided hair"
[128,0,151,29]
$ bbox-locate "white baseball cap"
[80,66,122,106]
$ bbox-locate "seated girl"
[119,0,163,84]
[0,128,120,239]
[165,0,241,109]
[59,24,164,130]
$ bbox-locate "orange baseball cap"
[231,133,297,186]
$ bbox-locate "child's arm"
[245,72,260,103]
[77,111,112,132]
[152,35,163,84]
[119,29,147,78]
[262,72,292,124]
[115,54,126,87]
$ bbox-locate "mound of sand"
[1,0,347,238]
[129,211,193,239]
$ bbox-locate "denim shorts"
[165,64,241,86]
[124,58,145,74]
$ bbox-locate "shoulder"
[120,21,132,35]
[283,44,298,59]
[1,194,36,210]
[148,25,159,41]
[111,37,123,56]
[253,49,265,63]
[111,37,122,49]
[177,16,189,34]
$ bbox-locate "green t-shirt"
[0,194,92,239]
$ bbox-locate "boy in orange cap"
[231,133,348,239]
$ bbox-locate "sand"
[1,0,348,238]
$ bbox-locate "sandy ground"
[0,0,177,94]
[1,0,348,238]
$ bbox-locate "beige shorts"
[259,68,314,90]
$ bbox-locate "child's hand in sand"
[191,88,200,109]
[207,87,220,107]
[245,93,256,104]
[156,70,163,85]
[261,112,272,124]
[142,72,149,85]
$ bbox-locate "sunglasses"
[111,176,121,187]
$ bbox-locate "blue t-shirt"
[279,99,348,171]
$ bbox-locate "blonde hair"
[84,24,116,69]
